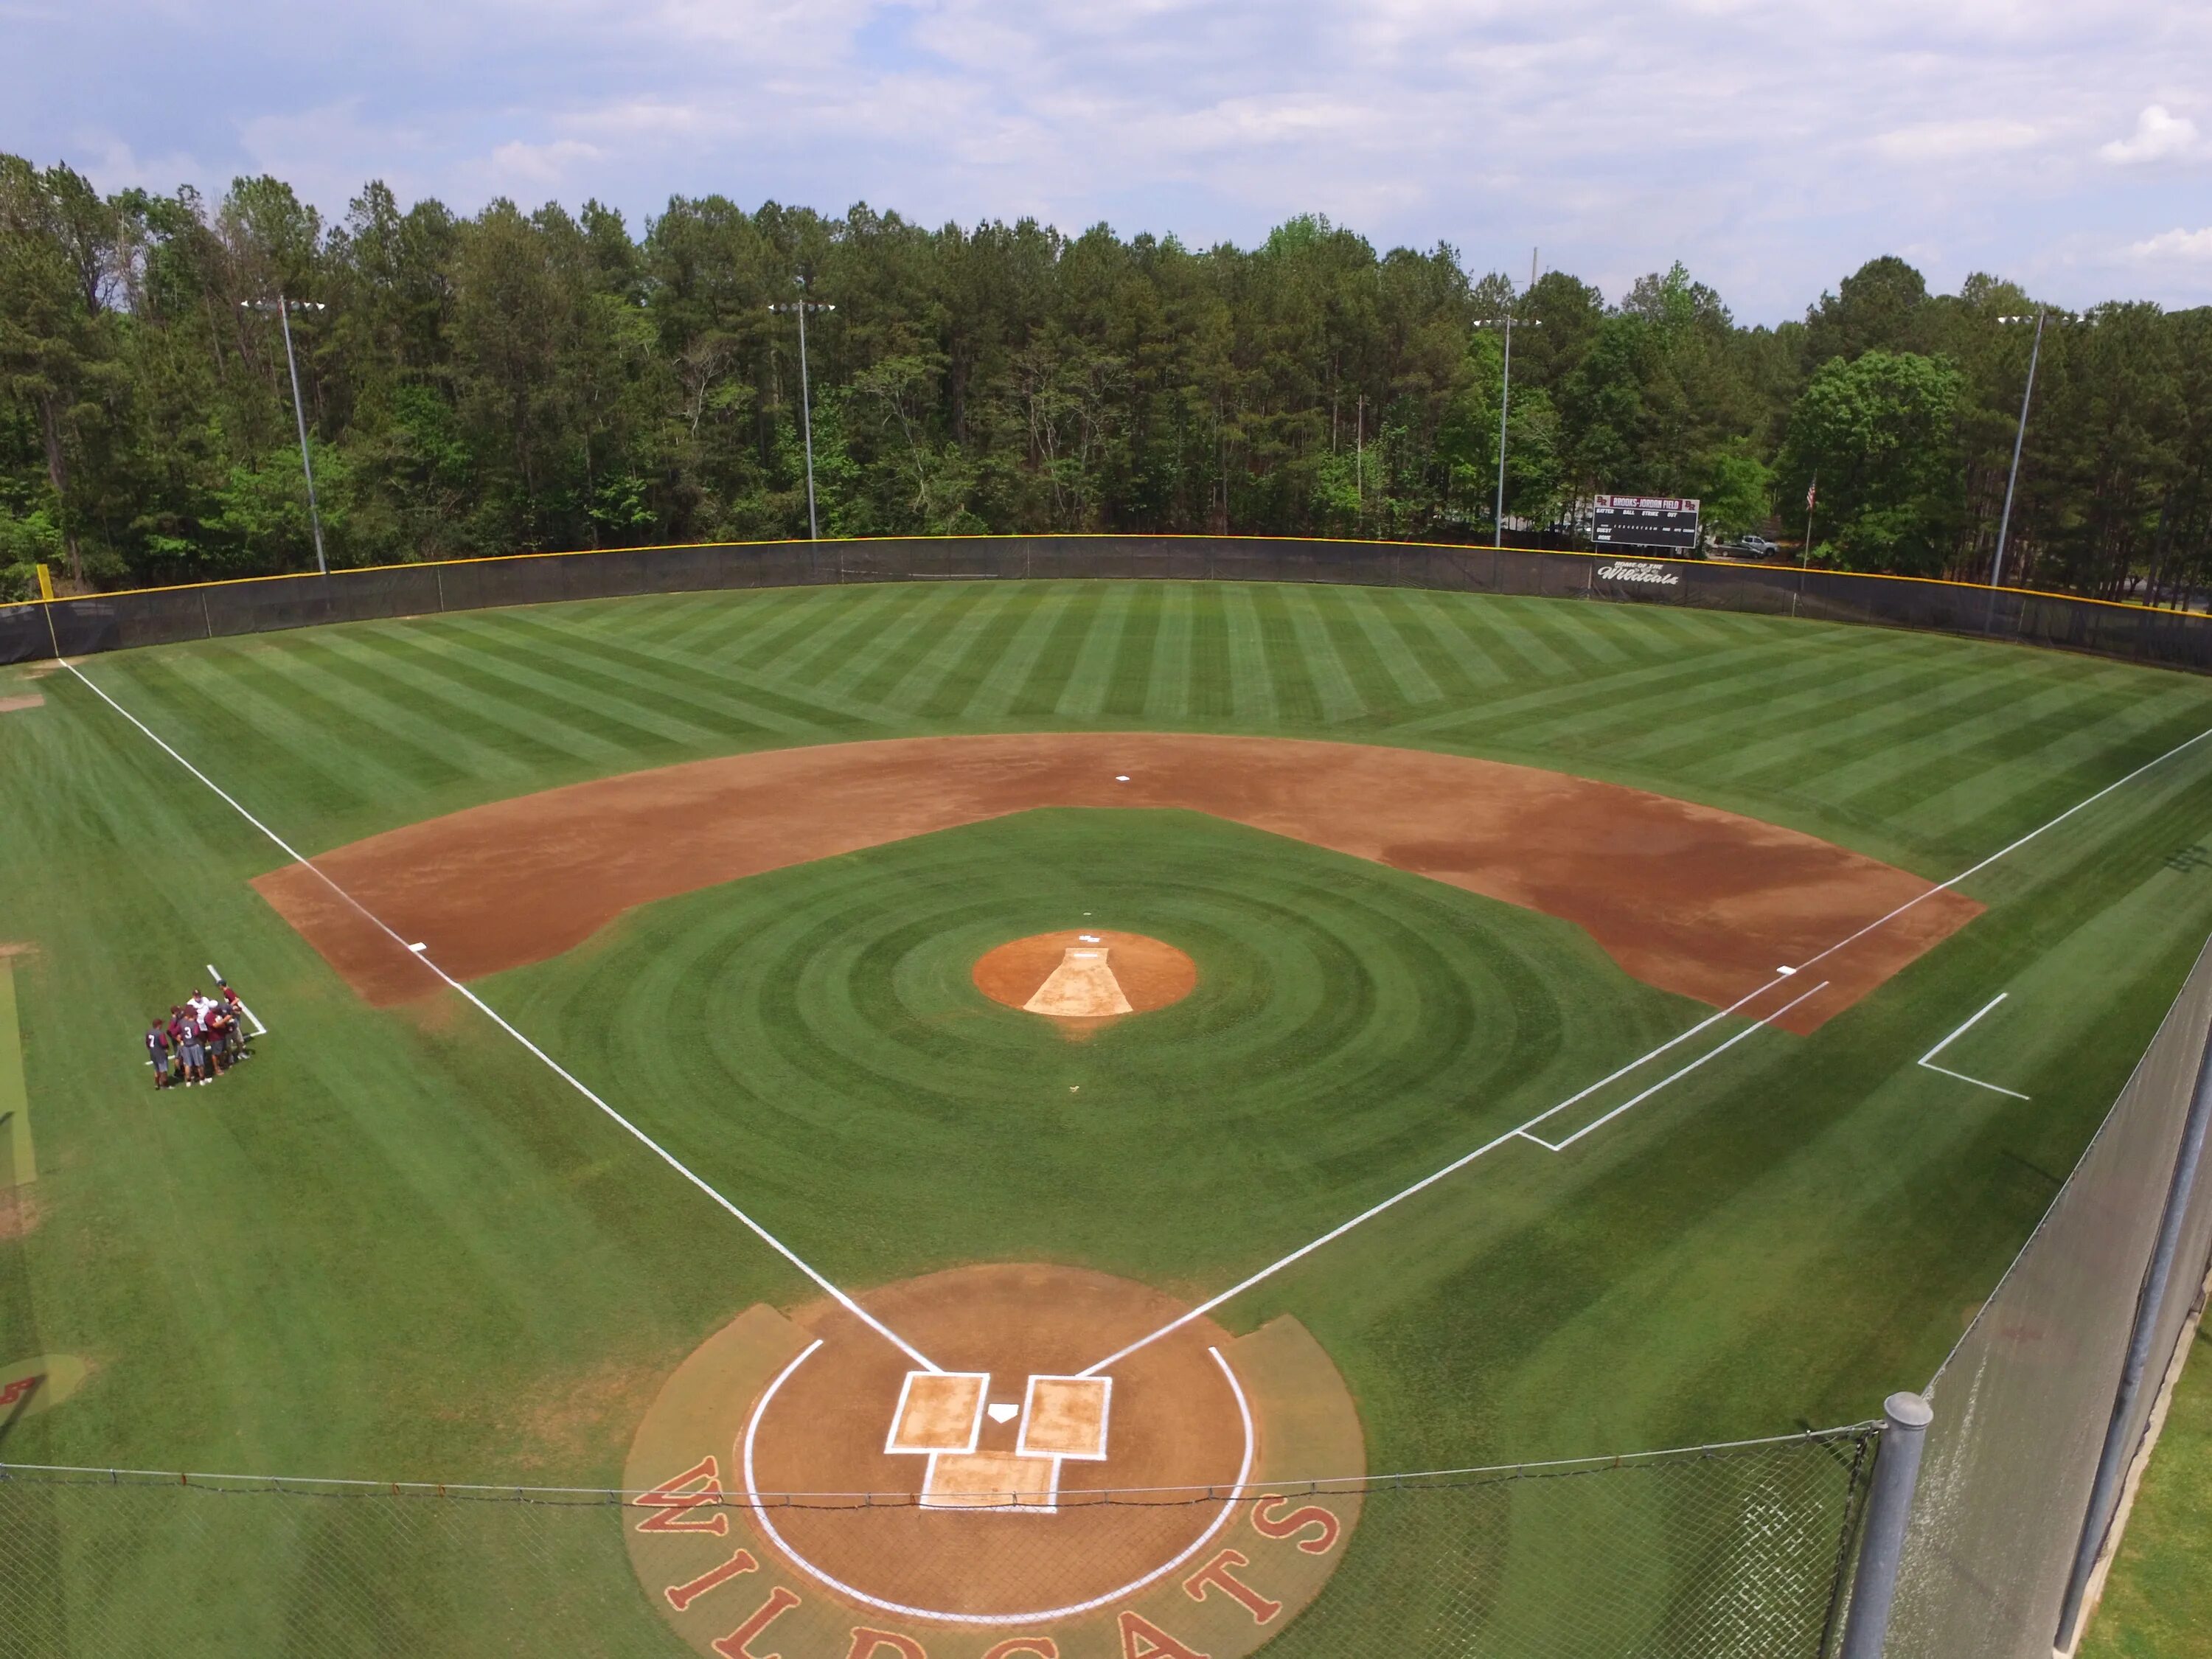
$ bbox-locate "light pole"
[1989,310,2084,591]
[1472,312,1543,550]
[1472,248,1543,551]
[1354,394,1366,526]
[768,277,836,540]
[239,295,329,577]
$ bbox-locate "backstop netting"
[0,1430,1877,1658]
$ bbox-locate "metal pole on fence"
[2052,1009,2212,1652]
[1839,1391,1933,1659]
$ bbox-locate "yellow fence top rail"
[6,532,2203,622]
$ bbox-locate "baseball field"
[7,575,2212,1655]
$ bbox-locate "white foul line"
[1082,720,2212,1376]
[1077,986,1823,1377]
[1522,980,1831,1152]
[58,658,940,1376]
[1918,993,2029,1100]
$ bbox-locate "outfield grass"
[6,580,2212,1651]
[2084,1323,2212,1659]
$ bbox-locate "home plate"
[987,1402,1020,1424]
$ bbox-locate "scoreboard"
[1592,494,1700,552]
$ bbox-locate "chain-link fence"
[0,1428,1878,1658]
[1889,936,2212,1658]
[6,536,2210,671]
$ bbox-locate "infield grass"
[7,580,2212,1652]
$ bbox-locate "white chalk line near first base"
[55,658,942,1377]
[740,1338,1256,1624]
[1080,720,2212,1377]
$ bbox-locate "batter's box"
[884,1371,988,1455]
[1017,1374,1112,1460]
[919,1449,1060,1512]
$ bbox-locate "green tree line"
[4,153,2210,605]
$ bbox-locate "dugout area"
[6,578,2212,1655]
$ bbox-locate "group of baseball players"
[144,983,254,1088]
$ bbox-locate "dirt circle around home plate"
[622,1262,1366,1652]
[972,931,1198,1029]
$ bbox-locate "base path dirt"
[254,733,1982,1033]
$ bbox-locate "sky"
[3,0,2208,322]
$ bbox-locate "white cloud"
[2126,226,2212,261]
[69,131,209,194]
[485,139,602,189]
[1872,119,2042,163]
[2099,103,2200,164]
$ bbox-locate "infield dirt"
[254,732,1981,1033]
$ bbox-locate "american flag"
[1806,477,1818,511]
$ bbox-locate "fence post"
[2052,1010,2212,1651]
[1839,1391,1933,1659]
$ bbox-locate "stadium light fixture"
[768,276,837,540]
[1472,249,1543,550]
[1989,309,2089,592]
[238,296,330,577]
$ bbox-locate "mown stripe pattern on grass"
[80,581,2212,878]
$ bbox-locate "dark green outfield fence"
[7,535,2212,671]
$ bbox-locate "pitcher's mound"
[973,931,1196,1031]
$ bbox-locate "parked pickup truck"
[1719,535,1784,559]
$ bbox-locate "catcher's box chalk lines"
[1081,718,2212,1375]
[57,656,942,1375]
